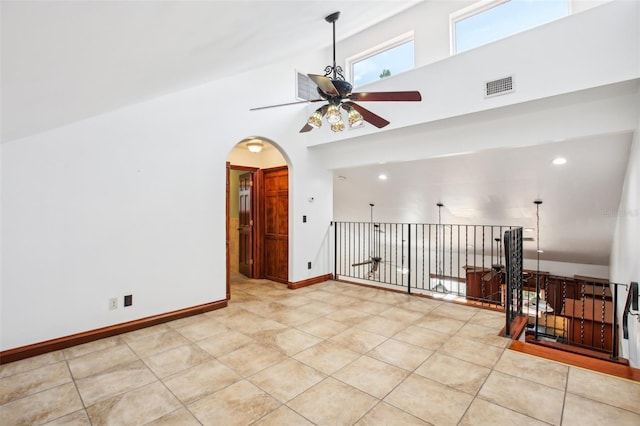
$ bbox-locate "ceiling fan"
[250,11,422,133]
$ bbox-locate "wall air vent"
[485,76,514,98]
[296,71,316,101]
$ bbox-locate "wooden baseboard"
[499,315,528,339]
[335,278,409,294]
[523,334,627,364]
[510,339,640,382]
[288,274,333,289]
[0,299,228,365]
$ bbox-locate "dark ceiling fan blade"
[483,264,504,281]
[344,101,390,128]
[250,98,323,111]
[349,91,422,102]
[308,74,340,96]
[483,271,498,282]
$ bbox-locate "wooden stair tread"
[510,339,640,382]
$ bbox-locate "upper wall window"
[347,32,415,88]
[451,0,569,54]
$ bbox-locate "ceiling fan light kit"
[346,104,364,128]
[326,104,341,124]
[331,120,345,132]
[308,108,323,128]
[251,11,421,133]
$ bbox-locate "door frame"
[226,164,262,299]
[261,165,289,283]
[238,171,254,278]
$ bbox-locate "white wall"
[338,0,473,78]
[308,0,639,149]
[610,109,640,368]
[338,0,613,83]
[0,0,636,352]
[572,0,613,13]
[524,260,608,279]
[0,55,334,350]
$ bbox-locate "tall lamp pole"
[534,199,543,338]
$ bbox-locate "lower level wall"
[610,118,640,368]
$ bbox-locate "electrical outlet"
[124,294,132,307]
[109,298,117,310]
[307,261,312,269]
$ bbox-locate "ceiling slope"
[0,0,419,142]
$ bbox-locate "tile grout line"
[61,354,91,424]
[4,279,638,424]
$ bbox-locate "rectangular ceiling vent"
[485,76,514,98]
[296,72,317,101]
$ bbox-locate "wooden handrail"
[573,274,610,284]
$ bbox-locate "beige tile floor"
[1,277,639,425]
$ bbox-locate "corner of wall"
[610,107,640,367]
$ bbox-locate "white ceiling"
[332,133,633,266]
[0,0,420,142]
[2,1,635,270]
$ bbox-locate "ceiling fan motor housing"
[318,80,353,100]
[332,80,352,97]
[325,11,340,24]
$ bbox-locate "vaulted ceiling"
[2,1,636,271]
[0,0,419,142]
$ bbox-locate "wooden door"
[263,168,288,283]
[238,172,253,277]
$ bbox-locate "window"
[451,0,569,54]
[347,32,414,88]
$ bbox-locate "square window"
[347,33,415,88]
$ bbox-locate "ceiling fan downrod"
[249,10,421,133]
[324,11,344,81]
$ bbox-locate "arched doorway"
[225,137,289,299]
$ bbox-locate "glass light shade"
[330,118,345,132]
[307,110,323,128]
[326,104,341,124]
[247,141,263,153]
[348,108,364,128]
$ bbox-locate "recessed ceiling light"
[378,174,388,180]
[552,157,567,165]
[524,228,535,232]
